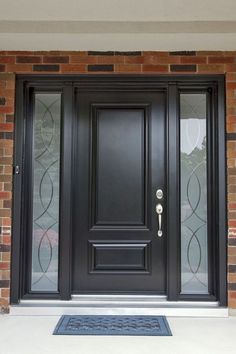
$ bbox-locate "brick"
[181,56,207,64]
[229,291,236,299]
[0,280,9,288]
[2,218,11,226]
[225,64,236,72]
[70,55,98,64]
[0,244,10,252]
[229,239,236,246]
[16,56,41,64]
[229,211,236,219]
[33,65,59,72]
[228,274,236,283]
[170,64,196,72]
[208,56,235,64]
[0,106,14,113]
[229,229,236,237]
[5,98,14,107]
[227,116,236,124]
[43,56,69,64]
[0,132,13,139]
[62,51,87,56]
[143,56,180,64]
[0,157,12,165]
[0,97,6,105]
[0,123,13,132]
[3,200,11,209]
[97,56,124,64]
[229,264,236,272]
[170,51,196,56]
[115,51,142,56]
[6,115,14,123]
[4,183,12,192]
[228,256,236,265]
[227,106,236,115]
[226,90,236,99]
[88,64,114,72]
[227,99,236,107]
[1,288,9,298]
[6,80,15,89]
[6,64,32,72]
[1,219,9,227]
[7,51,34,55]
[0,56,14,64]
[2,140,13,150]
[227,73,236,81]
[227,83,236,90]
[227,150,236,158]
[125,56,144,64]
[0,262,10,270]
[197,51,224,56]
[227,141,236,150]
[142,65,168,72]
[0,65,5,72]
[4,165,12,173]
[144,51,168,57]
[60,65,87,73]
[0,191,11,199]
[0,73,14,80]
[0,209,10,217]
[115,64,141,73]
[88,51,114,56]
[198,64,224,72]
[228,159,236,168]
[228,176,236,184]
[2,236,11,245]
[2,252,10,261]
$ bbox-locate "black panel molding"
[89,242,150,274]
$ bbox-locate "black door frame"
[11,74,227,305]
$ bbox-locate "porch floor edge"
[9,302,229,317]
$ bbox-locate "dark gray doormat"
[53,315,172,336]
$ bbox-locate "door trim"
[11,74,227,306]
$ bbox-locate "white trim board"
[2,33,236,51]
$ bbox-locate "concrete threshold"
[10,295,228,317]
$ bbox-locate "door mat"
[53,315,172,336]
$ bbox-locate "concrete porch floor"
[0,316,236,354]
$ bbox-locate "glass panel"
[31,93,61,292]
[180,93,208,294]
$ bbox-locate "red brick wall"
[0,50,236,312]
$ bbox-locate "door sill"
[10,296,228,317]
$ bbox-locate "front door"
[72,90,166,294]
[12,75,226,306]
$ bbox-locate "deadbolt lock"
[156,189,163,200]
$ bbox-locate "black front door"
[11,74,226,306]
[72,89,166,294]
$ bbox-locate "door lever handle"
[156,203,163,237]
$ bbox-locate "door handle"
[156,203,163,237]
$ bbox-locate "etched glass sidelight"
[31,93,61,292]
[180,93,209,294]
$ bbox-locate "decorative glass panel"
[31,93,61,292]
[180,93,208,294]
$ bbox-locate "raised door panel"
[91,104,150,229]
